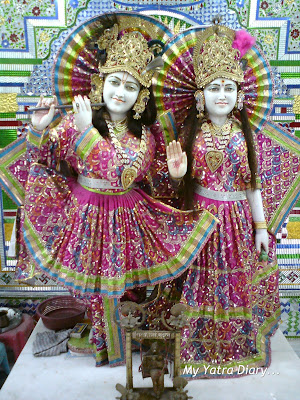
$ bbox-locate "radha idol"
[157,23,284,378]
[4,13,217,366]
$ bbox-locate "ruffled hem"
[16,163,218,299]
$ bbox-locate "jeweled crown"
[193,25,244,89]
[97,24,155,88]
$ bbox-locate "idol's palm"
[166,140,187,179]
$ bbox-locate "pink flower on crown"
[232,30,256,58]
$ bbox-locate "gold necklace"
[201,119,232,173]
[103,114,127,139]
[113,117,127,139]
[210,119,231,136]
[107,120,147,190]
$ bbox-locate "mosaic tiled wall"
[0,1,299,334]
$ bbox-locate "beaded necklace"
[106,119,147,190]
[201,119,232,172]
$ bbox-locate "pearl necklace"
[106,119,147,190]
[201,119,232,173]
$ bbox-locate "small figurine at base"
[114,302,193,400]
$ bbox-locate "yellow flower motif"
[0,16,5,26]
[293,95,300,114]
[264,34,274,45]
[285,0,294,4]
[40,31,50,43]
[1,0,10,5]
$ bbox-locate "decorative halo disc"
[52,12,173,112]
[153,27,274,134]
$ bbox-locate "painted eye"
[208,86,219,92]
[110,79,120,86]
[126,85,138,92]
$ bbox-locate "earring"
[132,88,150,120]
[195,90,205,118]
[89,74,104,109]
[236,90,245,111]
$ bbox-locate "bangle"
[171,175,184,182]
[81,123,93,133]
[254,221,267,229]
[31,124,44,133]
[170,176,184,188]
[171,176,184,186]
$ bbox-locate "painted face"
[103,72,140,120]
[203,78,237,118]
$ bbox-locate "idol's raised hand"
[31,95,57,131]
[73,95,92,132]
[166,140,187,180]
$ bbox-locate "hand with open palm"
[166,140,187,180]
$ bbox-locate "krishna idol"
[13,14,217,366]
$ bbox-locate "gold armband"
[254,221,267,230]
[170,176,184,187]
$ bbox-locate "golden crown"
[97,24,155,88]
[193,25,244,89]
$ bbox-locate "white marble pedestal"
[0,320,300,400]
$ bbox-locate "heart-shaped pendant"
[205,151,223,173]
[121,167,137,190]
